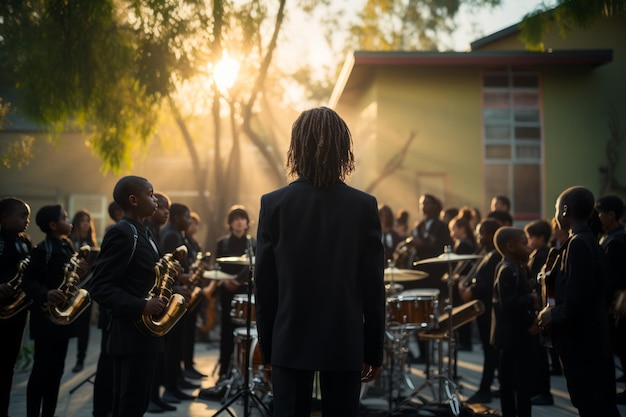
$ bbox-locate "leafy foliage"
[519,0,626,51]
[347,0,501,51]
[0,0,207,173]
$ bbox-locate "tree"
[519,0,626,51]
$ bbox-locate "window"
[482,69,542,219]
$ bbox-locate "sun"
[212,53,240,93]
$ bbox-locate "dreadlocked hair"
[286,107,355,188]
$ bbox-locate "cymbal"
[202,270,237,280]
[215,255,254,265]
[384,267,429,282]
[413,253,483,266]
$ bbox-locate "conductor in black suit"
[254,107,385,417]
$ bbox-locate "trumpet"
[0,256,33,319]
[47,245,91,325]
[135,245,188,337]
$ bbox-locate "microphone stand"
[212,237,272,417]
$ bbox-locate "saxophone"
[0,256,33,319]
[135,245,188,337]
[187,251,212,310]
[47,245,92,325]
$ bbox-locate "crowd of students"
[382,190,626,417]
[1,107,626,417]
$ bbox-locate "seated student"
[90,176,169,417]
[491,227,539,417]
[0,197,33,417]
[22,205,89,417]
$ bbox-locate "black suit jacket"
[551,224,612,359]
[90,218,164,355]
[254,179,385,372]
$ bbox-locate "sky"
[450,0,546,50]
[278,0,547,76]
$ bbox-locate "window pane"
[513,109,540,123]
[484,164,510,212]
[484,74,509,88]
[484,109,510,123]
[513,164,541,214]
[512,74,539,88]
[513,92,539,107]
[486,145,512,159]
[485,125,511,140]
[515,144,541,159]
[515,126,541,140]
[484,92,510,107]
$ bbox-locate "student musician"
[22,205,89,417]
[538,186,620,417]
[491,227,538,417]
[90,176,168,417]
[0,197,33,417]
[68,209,99,373]
[198,205,255,400]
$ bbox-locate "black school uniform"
[90,218,163,417]
[22,236,77,417]
[0,230,32,417]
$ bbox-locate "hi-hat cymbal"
[202,270,237,280]
[384,267,429,282]
[215,255,254,265]
[413,253,483,266]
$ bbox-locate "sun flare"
[212,53,240,93]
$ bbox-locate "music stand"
[69,371,97,394]
[212,240,273,417]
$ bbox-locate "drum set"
[205,252,273,417]
[370,247,485,417]
[206,247,485,417]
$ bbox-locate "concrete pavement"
[8,323,626,416]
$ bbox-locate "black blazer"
[551,225,612,359]
[90,218,164,355]
[254,179,385,372]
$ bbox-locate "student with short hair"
[90,176,167,417]
[22,204,88,417]
[491,226,538,417]
[0,197,33,417]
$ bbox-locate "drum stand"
[212,242,273,417]
[404,246,464,417]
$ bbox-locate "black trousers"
[271,365,361,417]
[111,352,157,417]
[476,315,498,393]
[26,331,70,417]
[182,303,198,369]
[92,328,113,417]
[163,321,185,390]
[0,310,27,417]
[71,303,92,363]
[219,290,237,377]
[497,346,534,417]
[560,355,620,417]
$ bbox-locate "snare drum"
[387,288,439,330]
[234,327,264,378]
[231,294,255,325]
